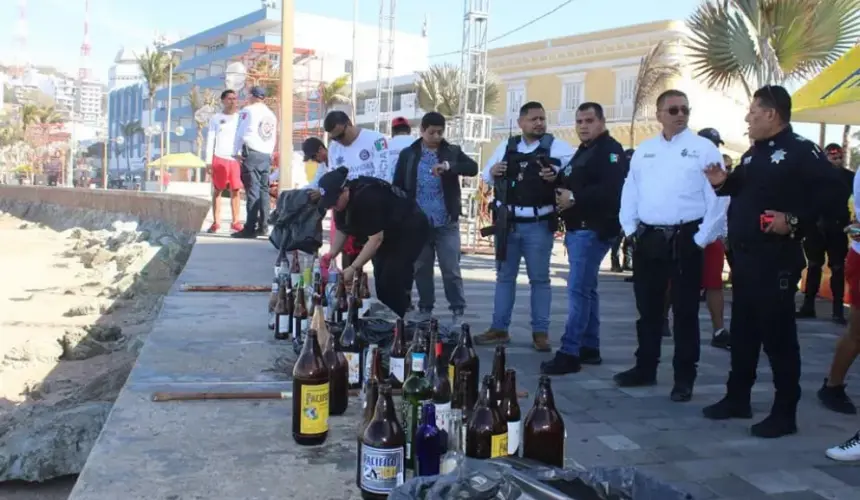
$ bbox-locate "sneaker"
[474,329,510,345]
[613,366,657,387]
[532,332,551,352]
[206,223,220,234]
[711,328,730,350]
[230,222,244,233]
[579,347,602,365]
[750,414,797,439]
[825,432,860,461]
[817,379,857,415]
[702,396,752,420]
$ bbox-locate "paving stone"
[815,464,860,487]
[701,474,767,498]
[767,492,831,500]
[741,468,848,495]
[595,434,641,451]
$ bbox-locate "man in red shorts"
[698,128,730,349]
[204,89,243,233]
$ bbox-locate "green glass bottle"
[400,332,432,471]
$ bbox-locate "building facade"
[109,47,145,91]
[483,20,751,158]
[75,79,103,126]
[106,83,146,173]
[110,5,429,160]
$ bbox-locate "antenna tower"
[374,0,396,134]
[11,0,28,78]
[79,0,92,81]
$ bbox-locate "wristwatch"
[568,192,575,203]
[442,161,450,171]
[786,213,798,238]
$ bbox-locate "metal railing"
[492,104,657,132]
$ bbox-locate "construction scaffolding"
[457,0,494,254]
[374,0,396,134]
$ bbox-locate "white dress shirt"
[619,128,727,248]
[327,129,391,182]
[233,102,278,156]
[481,135,576,217]
[204,112,240,163]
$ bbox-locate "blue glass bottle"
[414,402,442,476]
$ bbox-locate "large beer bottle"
[359,384,406,500]
[426,332,451,433]
[356,378,379,489]
[414,402,442,476]
[388,318,407,389]
[449,323,479,413]
[500,369,522,456]
[293,277,309,342]
[401,333,431,470]
[292,329,329,446]
[268,260,281,330]
[340,294,363,390]
[491,346,506,407]
[466,375,507,459]
[323,325,349,416]
[523,375,565,467]
[273,272,290,340]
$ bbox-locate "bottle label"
[271,282,278,293]
[448,365,455,386]
[490,432,508,458]
[434,402,451,433]
[359,445,404,494]
[291,273,302,288]
[390,356,406,382]
[299,383,329,435]
[411,353,426,372]
[277,315,289,334]
[344,352,360,385]
[507,420,521,456]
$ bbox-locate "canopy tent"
[792,45,860,125]
[146,152,206,169]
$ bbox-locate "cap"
[250,86,267,99]
[317,167,349,212]
[825,143,843,152]
[391,116,409,128]
[301,137,325,161]
[698,128,724,146]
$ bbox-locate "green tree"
[137,47,182,164]
[415,63,500,118]
[629,41,681,147]
[318,74,351,116]
[120,121,143,174]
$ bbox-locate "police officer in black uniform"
[702,85,845,438]
[318,167,430,318]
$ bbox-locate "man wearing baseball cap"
[317,167,429,318]
[387,116,414,164]
[232,85,278,239]
[697,127,731,350]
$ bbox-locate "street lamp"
[100,133,125,189]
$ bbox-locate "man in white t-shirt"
[204,89,242,234]
[387,116,415,164]
[232,86,278,239]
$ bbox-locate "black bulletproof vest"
[500,134,557,208]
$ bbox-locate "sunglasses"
[664,106,691,116]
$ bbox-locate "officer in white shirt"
[616,89,725,402]
[232,86,278,239]
[387,116,415,163]
[473,101,576,352]
[204,89,242,234]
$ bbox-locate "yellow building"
[483,20,751,159]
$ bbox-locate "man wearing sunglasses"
[617,89,726,403]
[796,143,855,325]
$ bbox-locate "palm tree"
[415,63,500,118]
[629,41,681,146]
[189,86,219,158]
[35,106,63,125]
[685,0,860,99]
[137,47,182,164]
[120,121,143,174]
[20,104,41,132]
[318,74,351,116]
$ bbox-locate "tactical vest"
[500,134,557,209]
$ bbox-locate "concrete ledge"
[0,185,210,233]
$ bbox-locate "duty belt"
[637,219,703,265]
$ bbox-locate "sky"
[0,0,847,143]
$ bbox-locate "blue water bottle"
[414,402,442,476]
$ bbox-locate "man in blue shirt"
[392,112,479,325]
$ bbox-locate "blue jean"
[491,220,555,332]
[240,148,271,231]
[560,230,611,356]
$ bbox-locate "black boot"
[751,395,799,438]
[613,365,657,387]
[702,396,753,420]
[540,351,581,375]
[579,347,602,365]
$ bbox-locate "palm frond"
[629,41,681,146]
[414,63,500,118]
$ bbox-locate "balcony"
[492,104,657,133]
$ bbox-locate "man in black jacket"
[392,111,479,324]
[541,102,626,375]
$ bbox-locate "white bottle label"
[344,352,360,385]
[390,357,405,382]
[411,353,426,372]
[271,282,278,293]
[507,420,522,456]
[277,315,289,334]
[435,402,451,433]
[301,318,308,333]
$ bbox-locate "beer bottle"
[289,250,302,291]
[403,326,423,382]
[359,268,371,300]
[323,325,349,416]
[355,377,379,489]
[352,274,363,310]
[335,274,348,323]
[311,271,324,318]
[362,344,383,409]
[449,323,479,413]
[293,277,309,343]
[401,333,431,470]
[426,334,451,434]
[291,329,329,446]
[273,272,290,340]
[500,369,522,456]
[284,273,295,338]
[440,407,465,474]
[522,375,565,468]
[466,375,507,459]
[340,294,363,390]
[268,260,281,330]
[450,371,471,454]
[359,384,406,500]
[310,286,330,349]
[388,318,407,389]
[491,346,506,407]
[414,402,442,476]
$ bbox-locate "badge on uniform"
[680,149,688,157]
[373,138,387,151]
[359,149,371,161]
[609,153,618,163]
[563,164,572,176]
[336,156,344,166]
[771,149,786,164]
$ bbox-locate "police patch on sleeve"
[609,153,618,163]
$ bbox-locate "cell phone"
[759,214,775,232]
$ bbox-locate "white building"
[109,47,145,90]
[75,79,103,126]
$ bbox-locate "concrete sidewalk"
[70,209,860,499]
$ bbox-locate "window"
[505,82,526,122]
[560,74,585,111]
[615,71,637,106]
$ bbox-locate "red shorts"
[845,249,860,308]
[701,240,725,290]
[211,155,242,191]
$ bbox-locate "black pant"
[240,149,271,232]
[726,244,802,416]
[372,216,430,318]
[632,221,703,383]
[610,233,633,268]
[802,227,848,314]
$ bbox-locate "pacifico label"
[360,445,404,494]
[299,383,329,435]
[490,432,509,458]
[344,352,360,385]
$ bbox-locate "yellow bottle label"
[300,382,329,435]
[490,432,508,458]
[448,365,455,386]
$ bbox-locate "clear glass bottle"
[440,408,465,475]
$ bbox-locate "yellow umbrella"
[792,46,860,125]
[146,152,207,169]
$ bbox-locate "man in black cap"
[301,137,327,187]
[318,167,429,318]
